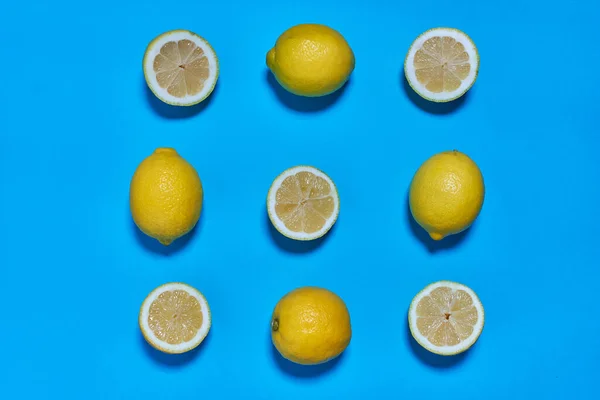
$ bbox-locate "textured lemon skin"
[271,287,351,365]
[130,148,203,245]
[266,24,355,97]
[409,150,484,240]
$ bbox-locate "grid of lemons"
[133,24,485,363]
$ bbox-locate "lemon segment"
[409,281,484,355]
[267,166,339,241]
[143,30,219,106]
[271,287,351,365]
[266,24,354,97]
[404,28,479,102]
[139,282,211,354]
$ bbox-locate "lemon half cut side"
[404,28,479,102]
[267,166,340,241]
[143,30,219,106]
[139,282,211,354]
[409,281,484,356]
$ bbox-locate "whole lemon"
[271,286,351,365]
[130,148,203,246]
[266,24,355,97]
[409,150,484,241]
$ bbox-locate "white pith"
[409,281,484,355]
[267,166,340,241]
[405,28,478,102]
[143,30,218,106]
[139,283,211,354]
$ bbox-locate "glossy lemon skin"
[266,24,354,97]
[409,150,484,240]
[271,287,352,365]
[129,148,203,245]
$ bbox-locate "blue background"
[1,0,598,398]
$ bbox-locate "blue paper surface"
[0,0,598,398]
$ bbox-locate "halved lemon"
[143,30,219,106]
[408,281,484,355]
[267,166,340,241]
[404,28,479,102]
[139,282,211,354]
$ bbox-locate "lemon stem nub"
[155,148,177,155]
[266,49,276,69]
[271,319,279,332]
[429,232,444,241]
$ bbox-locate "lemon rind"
[139,282,212,354]
[408,280,485,356]
[404,27,479,103]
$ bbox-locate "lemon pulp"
[415,286,478,347]
[148,289,203,345]
[275,171,335,234]
[414,36,471,93]
[153,39,210,98]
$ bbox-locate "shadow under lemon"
[268,328,345,378]
[265,70,350,113]
[405,318,471,368]
[267,286,350,378]
[405,193,472,253]
[402,74,469,115]
[130,203,204,256]
[143,78,219,119]
[140,330,210,367]
[265,211,335,254]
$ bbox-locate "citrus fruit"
[266,23,354,97]
[271,287,351,365]
[408,281,484,356]
[267,165,339,241]
[139,282,211,354]
[404,28,479,102]
[409,150,484,241]
[130,148,203,246]
[143,30,219,106]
